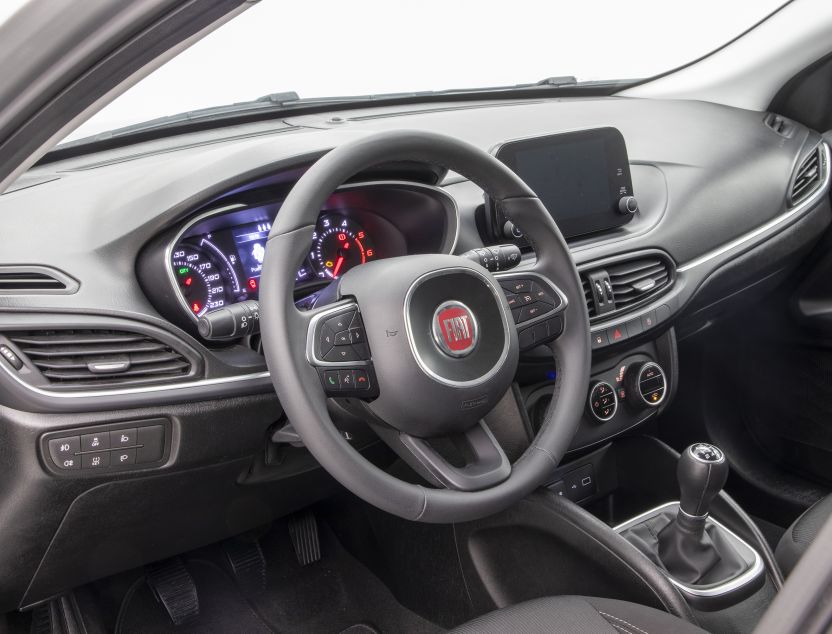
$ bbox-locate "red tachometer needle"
[332,256,345,278]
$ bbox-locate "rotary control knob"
[618,196,638,215]
[626,361,667,408]
[588,381,618,422]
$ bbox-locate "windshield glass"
[65,0,787,142]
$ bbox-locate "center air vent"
[8,329,194,388]
[790,146,824,206]
[580,252,675,322]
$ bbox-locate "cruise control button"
[48,436,80,469]
[516,292,535,306]
[500,279,532,294]
[504,293,519,309]
[110,428,137,448]
[323,346,359,363]
[531,283,555,306]
[81,431,110,452]
[518,302,548,323]
[112,448,136,466]
[518,328,535,349]
[82,451,110,469]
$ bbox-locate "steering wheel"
[260,130,590,523]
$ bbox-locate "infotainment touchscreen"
[494,127,635,240]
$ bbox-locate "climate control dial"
[588,381,618,422]
[626,361,667,408]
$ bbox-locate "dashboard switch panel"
[41,419,171,476]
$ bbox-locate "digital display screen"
[232,222,270,282]
[496,128,634,239]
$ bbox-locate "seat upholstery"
[449,596,706,634]
[776,493,832,576]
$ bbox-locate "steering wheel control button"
[348,327,365,344]
[81,432,110,452]
[531,283,555,306]
[589,381,618,422]
[323,346,359,362]
[339,370,356,389]
[111,428,137,448]
[334,331,351,346]
[518,302,546,323]
[323,370,340,391]
[325,311,354,333]
[82,452,110,470]
[432,301,478,358]
[48,436,81,469]
[500,279,532,294]
[353,369,370,390]
[0,344,23,370]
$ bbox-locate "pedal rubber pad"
[224,539,267,596]
[288,511,321,566]
[146,557,199,626]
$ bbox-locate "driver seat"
[450,596,706,634]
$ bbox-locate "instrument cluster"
[170,210,379,318]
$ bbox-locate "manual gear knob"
[677,443,729,519]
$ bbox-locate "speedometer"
[311,215,375,279]
[171,244,230,317]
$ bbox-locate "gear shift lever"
[677,443,729,527]
[657,443,739,583]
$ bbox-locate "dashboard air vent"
[8,329,192,387]
[0,266,78,294]
[790,146,823,206]
[764,113,794,138]
[580,252,674,322]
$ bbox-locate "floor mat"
[115,560,271,634]
[112,521,441,634]
[246,520,442,634]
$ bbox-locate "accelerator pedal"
[224,538,267,596]
[146,557,199,626]
[288,511,321,566]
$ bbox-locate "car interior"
[4,0,832,632]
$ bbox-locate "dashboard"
[0,94,830,612]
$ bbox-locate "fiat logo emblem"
[432,301,478,358]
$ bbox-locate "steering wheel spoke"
[494,270,568,351]
[375,421,511,491]
[305,299,379,398]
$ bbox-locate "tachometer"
[311,215,375,279]
[171,244,230,317]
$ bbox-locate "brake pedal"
[224,538,267,596]
[146,557,199,626]
[288,511,321,566]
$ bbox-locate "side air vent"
[790,146,823,206]
[0,266,78,294]
[764,113,795,138]
[580,252,675,322]
[8,329,193,388]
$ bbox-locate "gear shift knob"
[677,443,728,519]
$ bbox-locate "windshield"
[64,0,788,143]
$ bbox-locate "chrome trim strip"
[614,501,765,598]
[0,357,271,399]
[403,267,512,388]
[678,142,830,273]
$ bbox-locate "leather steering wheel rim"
[260,129,591,523]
